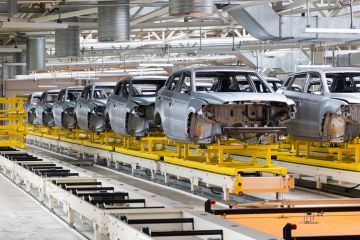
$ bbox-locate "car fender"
[317,98,347,133]
[185,98,209,130]
[319,98,347,119]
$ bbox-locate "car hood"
[65,101,76,108]
[92,99,107,106]
[194,92,294,105]
[330,93,360,104]
[131,97,155,105]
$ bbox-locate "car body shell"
[278,67,360,142]
[106,76,167,136]
[75,82,117,132]
[35,90,60,127]
[53,86,84,129]
[24,92,42,124]
[154,66,296,144]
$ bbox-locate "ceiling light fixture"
[38,85,58,88]
[305,27,360,34]
[139,63,174,67]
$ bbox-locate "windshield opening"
[67,90,82,101]
[131,80,165,97]
[195,71,272,93]
[94,86,115,99]
[327,73,360,93]
[46,93,59,103]
[31,96,41,104]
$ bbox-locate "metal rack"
[25,125,295,200]
[0,97,26,148]
[0,146,276,240]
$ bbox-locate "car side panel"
[53,100,64,128]
[155,89,173,137]
[169,92,191,140]
[75,97,90,130]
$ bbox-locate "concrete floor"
[0,174,83,240]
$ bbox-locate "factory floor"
[0,174,83,240]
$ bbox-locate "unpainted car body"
[154,66,296,144]
[279,68,360,143]
[24,92,42,124]
[53,86,83,129]
[75,82,116,132]
[35,90,60,126]
[106,76,167,136]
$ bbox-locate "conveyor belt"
[27,145,214,208]
[0,146,276,240]
[26,131,295,201]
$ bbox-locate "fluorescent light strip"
[305,27,360,34]
[38,85,58,88]
[139,63,174,67]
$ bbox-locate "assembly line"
[4,1,360,239]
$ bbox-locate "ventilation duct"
[26,36,45,73]
[97,0,130,42]
[227,4,360,41]
[55,18,80,57]
[336,52,360,67]
[14,51,26,75]
[169,0,213,17]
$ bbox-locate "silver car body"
[106,76,167,136]
[279,68,360,142]
[24,92,42,124]
[154,66,296,144]
[75,82,116,132]
[35,90,60,127]
[53,86,83,129]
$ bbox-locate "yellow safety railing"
[0,97,27,148]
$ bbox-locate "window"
[307,81,322,94]
[46,93,58,103]
[94,86,115,99]
[166,73,182,91]
[306,73,322,94]
[67,90,81,101]
[289,74,307,92]
[31,96,40,104]
[131,80,166,97]
[250,74,271,93]
[327,73,360,93]
[179,72,191,94]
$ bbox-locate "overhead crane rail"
[25,125,294,200]
[0,146,275,240]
